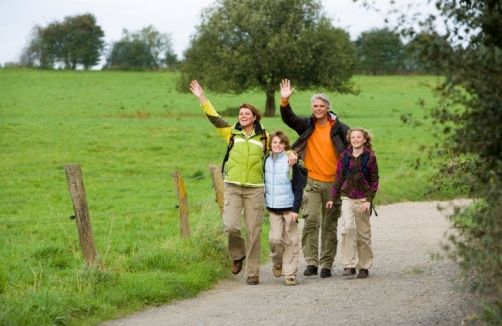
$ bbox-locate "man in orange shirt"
[279,79,350,278]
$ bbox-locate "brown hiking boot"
[285,277,296,286]
[272,265,282,277]
[247,276,259,285]
[342,268,356,276]
[231,257,245,275]
[357,269,369,278]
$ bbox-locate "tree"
[372,0,502,322]
[20,26,51,68]
[178,0,356,117]
[66,14,105,69]
[21,14,104,69]
[354,27,405,74]
[105,26,177,70]
[105,39,156,71]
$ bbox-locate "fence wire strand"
[1,199,218,224]
[0,170,210,181]
[1,167,218,225]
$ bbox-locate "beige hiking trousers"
[223,183,264,277]
[340,197,374,270]
[268,211,299,277]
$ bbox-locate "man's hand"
[280,79,295,99]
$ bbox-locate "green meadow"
[0,69,456,325]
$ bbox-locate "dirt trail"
[104,201,477,326]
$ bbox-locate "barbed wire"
[0,170,211,181]
[82,172,210,181]
[92,207,173,218]
[82,174,170,180]
[1,199,219,225]
[1,216,70,224]
[0,171,63,178]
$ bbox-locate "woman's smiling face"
[238,108,256,129]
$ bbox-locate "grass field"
[0,69,458,325]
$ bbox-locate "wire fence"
[0,167,218,225]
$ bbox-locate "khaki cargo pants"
[301,178,341,269]
[223,183,264,277]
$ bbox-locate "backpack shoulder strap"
[361,152,370,183]
[343,153,350,180]
[221,134,236,173]
[261,129,267,155]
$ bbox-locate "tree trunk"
[264,89,276,117]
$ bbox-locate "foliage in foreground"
[396,0,502,323]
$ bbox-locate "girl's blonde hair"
[347,127,375,153]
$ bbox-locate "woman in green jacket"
[190,80,296,285]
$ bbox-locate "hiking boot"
[342,268,356,276]
[247,276,259,285]
[231,257,245,275]
[320,268,332,278]
[357,269,369,279]
[285,277,296,286]
[303,265,318,276]
[273,265,282,277]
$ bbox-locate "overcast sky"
[0,0,431,67]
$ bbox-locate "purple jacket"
[331,147,379,203]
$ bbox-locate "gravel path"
[104,201,477,326]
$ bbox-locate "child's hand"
[359,202,371,212]
[326,201,333,208]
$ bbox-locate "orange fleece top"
[304,121,339,182]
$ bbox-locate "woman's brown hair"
[239,103,261,122]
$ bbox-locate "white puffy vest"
[264,152,294,209]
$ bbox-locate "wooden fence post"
[64,163,97,265]
[172,170,190,237]
[209,165,224,216]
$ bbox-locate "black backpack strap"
[370,203,378,217]
[363,152,377,217]
[343,153,350,180]
[221,134,236,174]
[361,152,370,183]
[260,129,268,155]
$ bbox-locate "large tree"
[178,0,356,117]
[354,27,405,75]
[105,26,177,70]
[22,13,104,70]
[370,0,502,321]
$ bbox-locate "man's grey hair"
[310,93,332,111]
